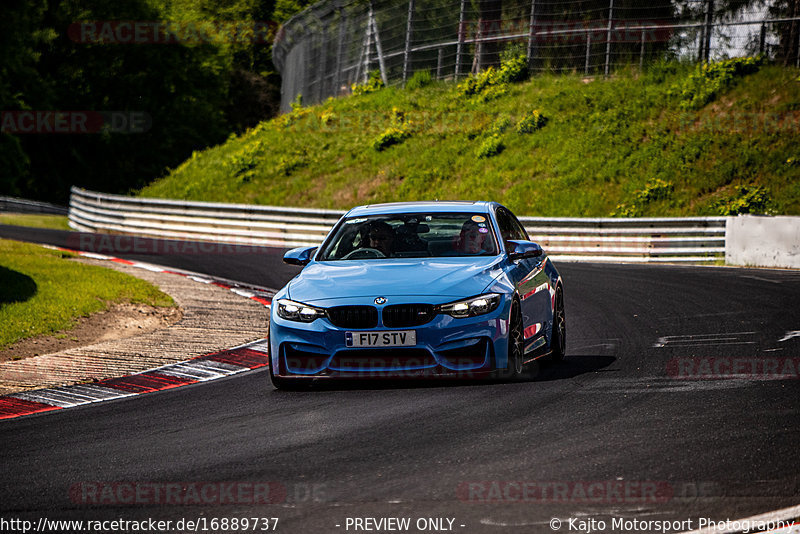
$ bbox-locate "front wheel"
[269,359,308,390]
[551,286,566,362]
[496,299,526,381]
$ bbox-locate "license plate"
[345,331,417,347]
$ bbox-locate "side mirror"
[507,240,543,261]
[283,246,318,266]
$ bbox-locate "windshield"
[317,213,498,260]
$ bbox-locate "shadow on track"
[532,354,618,382]
[267,354,617,392]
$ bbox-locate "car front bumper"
[268,297,515,379]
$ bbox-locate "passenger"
[456,220,488,254]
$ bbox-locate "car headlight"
[437,293,501,318]
[276,299,326,322]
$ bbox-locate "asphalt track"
[1,224,799,533]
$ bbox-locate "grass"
[0,239,174,350]
[139,60,800,217]
[0,214,71,231]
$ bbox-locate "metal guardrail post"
[335,4,347,94]
[403,0,415,84]
[526,0,536,69]
[455,0,466,79]
[703,0,714,62]
[640,29,646,70]
[585,33,591,75]
[370,7,388,86]
[604,0,614,77]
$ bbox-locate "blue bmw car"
[268,201,565,388]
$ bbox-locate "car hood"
[287,257,505,304]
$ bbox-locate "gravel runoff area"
[0,258,269,395]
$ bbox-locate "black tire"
[497,299,525,381]
[551,286,566,362]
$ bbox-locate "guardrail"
[1,196,69,215]
[69,187,726,263]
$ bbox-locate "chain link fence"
[272,0,800,111]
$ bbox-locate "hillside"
[140,59,800,217]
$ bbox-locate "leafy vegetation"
[406,70,434,91]
[712,185,774,215]
[516,110,547,134]
[457,54,529,103]
[140,57,800,217]
[372,127,412,151]
[674,56,763,110]
[475,135,504,159]
[1,0,282,205]
[0,239,174,350]
[612,179,676,217]
[352,71,386,96]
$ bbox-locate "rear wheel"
[551,286,566,362]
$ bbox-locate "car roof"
[346,201,497,217]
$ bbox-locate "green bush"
[319,110,337,127]
[406,70,433,90]
[516,110,547,133]
[372,127,411,151]
[489,116,511,135]
[611,179,674,216]
[476,134,504,158]
[610,203,640,217]
[352,70,385,96]
[389,107,405,126]
[457,68,498,97]
[225,140,266,181]
[372,106,413,151]
[674,56,763,110]
[457,54,528,101]
[277,152,307,176]
[290,94,303,111]
[496,54,528,84]
[712,185,773,215]
[635,178,674,203]
[275,96,311,129]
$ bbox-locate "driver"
[367,221,396,256]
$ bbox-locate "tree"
[0,0,285,203]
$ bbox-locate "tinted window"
[318,213,499,260]
[495,207,527,244]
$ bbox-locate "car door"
[495,207,553,350]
